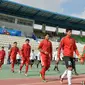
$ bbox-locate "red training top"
[58,36,79,59]
[21,43,31,58]
[38,39,52,59]
[9,47,19,58]
[0,50,5,60]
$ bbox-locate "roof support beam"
[31,10,40,17]
[15,6,23,14]
[45,14,56,20]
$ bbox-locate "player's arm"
[0,51,2,61]
[74,40,81,59]
[50,42,52,60]
[38,41,45,53]
[4,51,6,58]
[81,46,85,57]
[75,49,81,59]
[29,46,31,58]
[21,45,24,57]
[9,48,12,58]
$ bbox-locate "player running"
[57,29,81,85]
[19,39,31,76]
[9,42,19,73]
[38,34,52,82]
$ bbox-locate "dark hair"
[13,42,17,44]
[25,39,30,42]
[44,33,49,37]
[2,46,4,49]
[32,49,34,51]
[66,29,72,32]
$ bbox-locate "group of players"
[0,38,43,76]
[38,28,85,85]
[0,28,85,85]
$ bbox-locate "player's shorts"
[63,56,74,68]
[41,56,50,67]
[10,58,16,63]
[21,58,30,65]
[30,60,34,65]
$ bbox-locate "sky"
[9,0,85,34]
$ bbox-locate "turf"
[0,64,85,79]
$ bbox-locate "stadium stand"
[0,33,83,54]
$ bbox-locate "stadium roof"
[0,0,85,31]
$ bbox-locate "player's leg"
[53,64,56,71]
[19,59,25,73]
[54,64,59,71]
[60,57,72,85]
[17,59,20,65]
[40,61,42,68]
[37,60,39,68]
[0,60,3,70]
[37,60,41,68]
[66,57,73,85]
[53,61,59,71]
[72,58,78,75]
[31,60,34,68]
[25,59,29,76]
[46,58,50,71]
[38,60,42,68]
[30,60,33,69]
[60,57,68,79]
[10,58,15,73]
[60,69,68,83]
[40,57,47,81]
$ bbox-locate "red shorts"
[10,57,16,63]
[41,55,50,67]
[21,57,30,65]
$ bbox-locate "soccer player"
[19,39,31,76]
[57,29,81,85]
[36,51,41,68]
[38,34,52,82]
[16,53,21,65]
[53,47,60,71]
[9,42,19,72]
[0,46,6,70]
[30,49,36,69]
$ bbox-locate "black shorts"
[30,60,34,65]
[63,56,74,68]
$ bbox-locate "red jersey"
[58,36,79,58]
[38,39,52,58]
[9,47,19,58]
[0,50,5,60]
[21,43,31,58]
